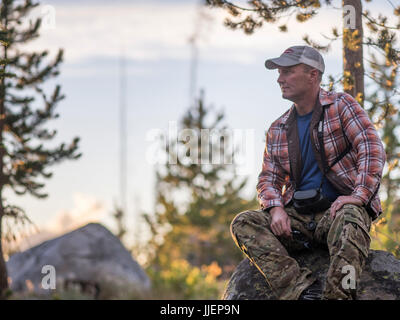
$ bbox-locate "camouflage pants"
[230,204,372,300]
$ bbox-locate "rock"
[222,248,400,300]
[6,223,151,299]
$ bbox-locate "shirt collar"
[284,87,335,127]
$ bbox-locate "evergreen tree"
[366,53,400,257]
[111,203,127,241]
[144,91,258,276]
[205,0,400,104]
[0,0,81,298]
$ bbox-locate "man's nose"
[277,74,284,85]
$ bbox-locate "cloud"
[8,193,108,253]
[45,193,107,233]
[22,2,198,63]
[20,1,350,67]
[17,0,396,74]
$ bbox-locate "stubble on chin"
[281,92,293,102]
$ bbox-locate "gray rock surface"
[7,223,151,298]
[222,248,400,300]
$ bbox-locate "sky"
[4,0,395,251]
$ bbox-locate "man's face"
[277,64,312,102]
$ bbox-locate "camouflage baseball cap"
[265,45,325,73]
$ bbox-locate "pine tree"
[143,91,258,276]
[366,53,400,257]
[111,203,127,241]
[0,0,81,298]
[205,0,400,104]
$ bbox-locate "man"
[230,45,386,300]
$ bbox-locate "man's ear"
[309,68,319,83]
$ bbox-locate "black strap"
[317,106,352,189]
[318,106,378,214]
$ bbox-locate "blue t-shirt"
[297,110,339,202]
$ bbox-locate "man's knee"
[231,210,259,236]
[327,204,371,257]
[230,209,269,246]
[331,204,371,232]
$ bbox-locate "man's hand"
[330,195,364,219]
[270,207,292,238]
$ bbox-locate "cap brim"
[265,56,300,70]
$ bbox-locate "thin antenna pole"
[189,38,198,105]
[188,1,214,105]
[119,49,127,217]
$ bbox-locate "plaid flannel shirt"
[257,88,386,220]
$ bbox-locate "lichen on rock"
[222,249,400,300]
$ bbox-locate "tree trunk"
[0,72,7,298]
[0,2,9,300]
[0,214,7,300]
[343,0,364,106]
[0,72,8,299]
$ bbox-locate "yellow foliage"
[355,92,363,104]
[388,159,399,171]
[385,43,391,54]
[200,209,214,217]
[371,200,400,258]
[147,259,223,299]
[186,268,200,286]
[202,261,222,278]
[312,0,321,8]
[343,29,361,51]
[342,71,354,91]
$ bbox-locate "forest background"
[1,0,399,299]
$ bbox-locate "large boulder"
[222,248,400,300]
[6,223,151,299]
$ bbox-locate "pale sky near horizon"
[4,0,394,251]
